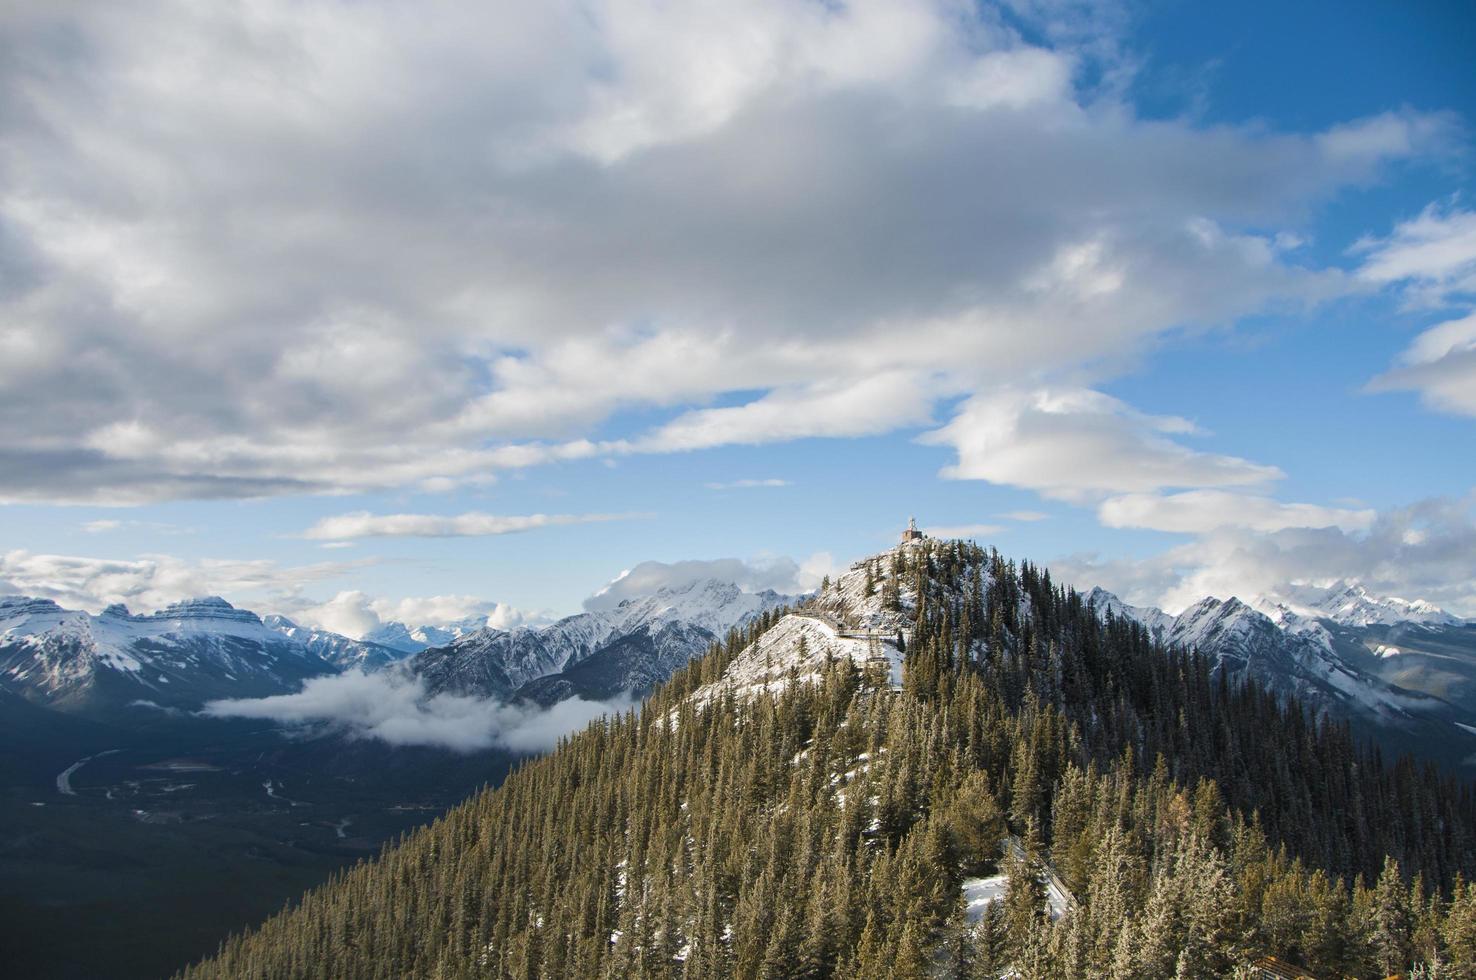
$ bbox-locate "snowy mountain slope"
[1167,596,1423,718]
[1257,581,1463,628]
[1317,618,1476,719]
[688,541,949,704]
[686,541,1475,765]
[1081,585,1472,727]
[1086,571,1476,719]
[0,596,338,713]
[514,620,726,706]
[262,615,407,671]
[688,612,904,706]
[1083,586,1175,643]
[414,579,795,700]
[363,618,488,654]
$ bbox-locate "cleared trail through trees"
[1003,836,1078,918]
[792,610,910,644]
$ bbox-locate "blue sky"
[1,0,1473,630]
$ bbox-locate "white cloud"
[638,373,938,453]
[1367,311,1476,417]
[1356,205,1476,418]
[583,555,823,610]
[203,669,632,753]
[1355,204,1476,306]
[0,548,553,638]
[80,518,193,535]
[1098,490,1376,534]
[1316,110,1456,168]
[1051,492,1476,617]
[704,478,791,490]
[291,590,383,639]
[922,386,1281,502]
[301,510,640,541]
[292,589,552,639]
[0,549,370,615]
[0,0,1446,503]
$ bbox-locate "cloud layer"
[1368,310,1476,417]
[291,590,552,640]
[301,510,639,540]
[923,387,1281,501]
[1052,493,1476,617]
[204,669,632,753]
[1097,490,1376,534]
[0,0,1450,504]
[0,549,369,615]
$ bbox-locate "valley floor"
[0,718,517,979]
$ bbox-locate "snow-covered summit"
[600,578,790,641]
[1255,581,1461,629]
[364,618,487,654]
[1083,586,1174,642]
[691,539,971,704]
[412,577,797,699]
[2,594,281,647]
[1076,585,1442,721]
[0,595,342,712]
[263,615,406,671]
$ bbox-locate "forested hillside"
[181,540,1476,978]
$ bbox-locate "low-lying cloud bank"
[203,670,633,753]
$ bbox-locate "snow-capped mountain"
[363,617,489,655]
[1166,596,1417,717]
[690,547,937,705]
[414,579,796,701]
[1083,586,1175,643]
[262,615,407,671]
[514,618,740,706]
[1083,585,1472,725]
[0,596,338,713]
[1254,581,1463,629]
[686,541,1476,773]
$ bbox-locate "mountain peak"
[1256,581,1460,628]
[159,595,235,612]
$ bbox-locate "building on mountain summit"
[900,516,925,544]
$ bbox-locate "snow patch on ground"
[689,613,902,704]
[962,876,1009,923]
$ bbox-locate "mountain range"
[3,552,1473,767]
[660,552,1476,767]
[0,596,342,715]
[414,578,795,704]
[0,578,796,717]
[1081,581,1476,752]
[6,541,1476,979]
[176,535,1476,980]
